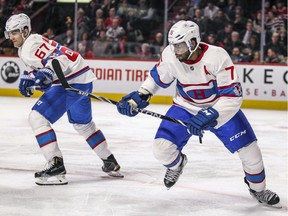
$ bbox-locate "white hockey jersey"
[140,43,243,128]
[18,34,96,85]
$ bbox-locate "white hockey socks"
[238,141,266,192]
[73,121,112,159]
[153,138,182,169]
[29,110,62,161]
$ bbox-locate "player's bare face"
[171,42,190,62]
[8,30,24,48]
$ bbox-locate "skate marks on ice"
[0,97,287,216]
[0,164,287,216]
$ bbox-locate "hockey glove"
[116,91,151,117]
[33,68,54,92]
[187,107,219,136]
[19,71,35,97]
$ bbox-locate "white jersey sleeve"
[139,47,177,95]
[18,34,96,85]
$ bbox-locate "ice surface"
[0,96,287,216]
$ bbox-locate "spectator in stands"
[89,18,105,40]
[265,10,285,34]
[93,29,113,57]
[240,19,260,46]
[263,0,272,15]
[13,0,33,15]
[205,33,223,47]
[64,16,73,31]
[213,9,229,33]
[185,0,196,19]
[265,47,286,64]
[79,31,93,51]
[203,0,220,34]
[272,0,287,16]
[106,17,125,41]
[151,32,163,47]
[101,0,117,18]
[193,8,208,38]
[174,8,189,22]
[226,31,244,54]
[85,0,99,28]
[137,43,157,60]
[95,8,104,21]
[77,41,94,58]
[124,5,143,42]
[118,35,128,55]
[136,0,160,40]
[76,8,90,40]
[151,32,164,56]
[232,6,246,32]
[230,47,246,63]
[104,7,117,28]
[244,34,260,53]
[42,27,55,40]
[0,0,286,65]
[265,32,285,56]
[250,50,261,63]
[224,0,236,21]
[216,22,233,46]
[278,27,287,56]
[141,1,159,21]
[252,11,262,34]
[59,29,74,50]
[106,17,126,54]
[116,0,130,19]
[203,0,219,20]
[138,0,148,17]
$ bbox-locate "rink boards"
[0,57,287,110]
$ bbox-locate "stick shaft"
[52,59,188,127]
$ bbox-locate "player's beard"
[176,50,191,62]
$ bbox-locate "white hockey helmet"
[4,13,31,39]
[168,20,201,58]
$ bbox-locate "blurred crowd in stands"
[0,0,287,64]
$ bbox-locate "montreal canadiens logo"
[0,61,20,83]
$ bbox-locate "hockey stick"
[51,59,202,143]
[52,59,188,126]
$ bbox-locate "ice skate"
[102,154,124,178]
[244,178,281,208]
[164,153,187,190]
[35,156,68,185]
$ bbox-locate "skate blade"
[260,202,282,209]
[106,171,124,178]
[35,175,68,186]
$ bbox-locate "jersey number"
[34,42,79,62]
[225,66,235,80]
[35,43,49,59]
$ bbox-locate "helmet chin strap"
[21,29,30,43]
[185,43,199,61]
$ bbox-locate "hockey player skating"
[5,13,123,185]
[116,20,281,208]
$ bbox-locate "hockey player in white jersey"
[5,13,123,185]
[116,20,281,208]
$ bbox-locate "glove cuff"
[206,107,219,119]
[138,88,152,102]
